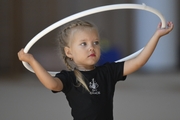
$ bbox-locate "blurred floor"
[0,71,180,120]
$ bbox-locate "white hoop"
[22,3,166,76]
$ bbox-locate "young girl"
[18,20,173,120]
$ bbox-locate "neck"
[76,65,95,71]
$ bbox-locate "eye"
[80,42,86,46]
[93,41,99,45]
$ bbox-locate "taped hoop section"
[22,3,166,76]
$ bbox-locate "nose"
[89,43,94,51]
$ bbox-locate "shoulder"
[55,70,76,84]
[55,70,76,92]
[96,62,126,81]
[55,70,74,78]
[97,62,125,71]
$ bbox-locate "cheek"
[96,47,101,57]
[72,47,85,56]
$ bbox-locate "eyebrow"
[79,39,87,42]
[78,37,99,42]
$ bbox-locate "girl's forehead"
[69,27,99,42]
[72,26,98,35]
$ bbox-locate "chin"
[87,61,98,66]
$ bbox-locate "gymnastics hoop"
[22,3,166,76]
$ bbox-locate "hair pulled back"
[57,19,99,92]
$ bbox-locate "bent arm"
[18,49,63,91]
[124,33,160,75]
[123,22,174,76]
[29,57,63,91]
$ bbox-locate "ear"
[64,46,73,58]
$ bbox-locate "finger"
[165,22,173,33]
[168,22,174,29]
[21,48,24,52]
[157,22,162,29]
[17,48,24,60]
[167,21,173,28]
[17,52,22,60]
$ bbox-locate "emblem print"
[89,78,100,95]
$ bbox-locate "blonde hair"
[57,19,99,92]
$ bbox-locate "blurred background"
[0,0,179,120]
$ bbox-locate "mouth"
[88,53,96,57]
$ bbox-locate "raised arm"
[124,22,174,76]
[17,49,63,91]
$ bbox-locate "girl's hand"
[156,21,174,37]
[17,49,34,63]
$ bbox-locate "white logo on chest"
[89,78,100,95]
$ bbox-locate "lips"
[88,53,96,57]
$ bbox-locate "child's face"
[65,28,100,70]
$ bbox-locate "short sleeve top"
[54,62,126,120]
